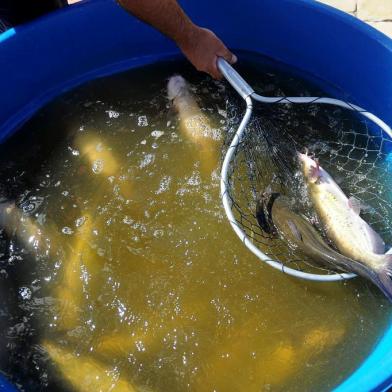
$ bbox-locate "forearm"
[117,0,196,46]
[117,0,236,79]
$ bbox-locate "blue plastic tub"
[0,0,391,390]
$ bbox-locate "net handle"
[217,58,254,99]
[217,58,391,282]
[218,58,392,139]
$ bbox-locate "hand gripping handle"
[217,58,254,100]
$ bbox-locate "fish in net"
[221,86,392,278]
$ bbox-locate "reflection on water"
[0,57,390,392]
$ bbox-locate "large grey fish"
[256,192,392,302]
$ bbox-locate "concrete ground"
[67,0,392,39]
[317,0,392,37]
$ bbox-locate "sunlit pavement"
[318,0,392,38]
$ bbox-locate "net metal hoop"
[218,58,392,282]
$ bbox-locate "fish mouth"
[297,149,314,162]
[297,152,307,163]
[297,150,317,175]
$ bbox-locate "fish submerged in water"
[167,75,218,141]
[296,152,392,300]
[167,75,221,173]
[256,192,392,301]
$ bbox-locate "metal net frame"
[218,58,392,282]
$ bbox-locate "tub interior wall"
[1,0,392,138]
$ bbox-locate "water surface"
[0,56,390,392]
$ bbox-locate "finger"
[217,47,238,64]
[230,53,238,64]
[210,58,223,80]
[209,68,222,80]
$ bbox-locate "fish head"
[297,152,321,184]
[167,75,188,101]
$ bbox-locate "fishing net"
[222,91,392,278]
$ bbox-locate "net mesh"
[223,93,392,275]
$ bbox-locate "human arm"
[117,0,237,79]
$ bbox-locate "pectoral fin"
[348,197,362,215]
[363,223,386,254]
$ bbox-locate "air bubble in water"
[75,216,87,228]
[154,229,164,238]
[19,287,32,300]
[106,110,120,119]
[156,176,171,194]
[20,196,44,214]
[92,159,104,174]
[138,115,148,127]
[151,130,164,139]
[68,146,80,156]
[140,154,154,168]
[123,216,133,225]
[62,227,74,235]
[187,172,201,186]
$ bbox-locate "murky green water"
[0,57,390,392]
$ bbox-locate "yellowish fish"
[74,132,132,199]
[299,152,392,301]
[55,213,95,330]
[167,75,221,174]
[43,341,137,392]
[0,202,60,259]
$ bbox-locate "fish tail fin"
[349,254,392,303]
[374,254,392,302]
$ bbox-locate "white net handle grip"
[217,58,254,100]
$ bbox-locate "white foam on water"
[75,216,87,228]
[19,287,32,300]
[106,110,120,119]
[187,171,201,187]
[151,130,164,139]
[62,227,74,235]
[138,115,148,127]
[156,176,171,194]
[123,216,133,225]
[139,153,155,169]
[92,159,104,174]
